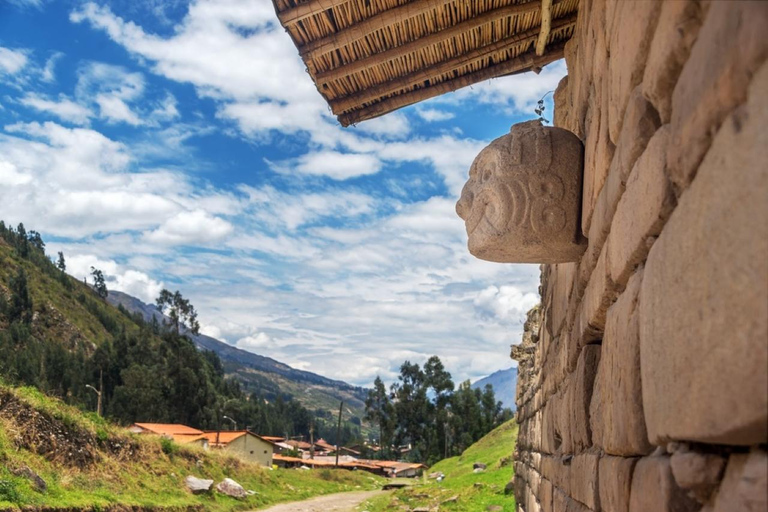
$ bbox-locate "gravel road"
[253,489,388,512]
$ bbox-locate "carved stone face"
[455,120,586,263]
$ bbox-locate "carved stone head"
[455,120,586,263]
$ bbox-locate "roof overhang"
[270,0,578,126]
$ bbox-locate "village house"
[201,430,275,467]
[128,423,208,448]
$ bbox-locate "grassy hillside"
[0,224,366,443]
[361,419,518,512]
[0,383,382,511]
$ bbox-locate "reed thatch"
[271,0,579,126]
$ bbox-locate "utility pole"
[335,401,343,467]
[85,369,103,417]
[309,420,315,460]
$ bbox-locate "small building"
[128,423,209,448]
[202,431,275,467]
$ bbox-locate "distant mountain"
[107,291,369,420]
[472,367,518,412]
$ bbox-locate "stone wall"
[511,1,768,511]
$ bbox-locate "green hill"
[362,419,518,512]
[0,221,362,443]
[0,382,381,511]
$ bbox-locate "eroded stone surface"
[456,120,586,264]
[640,64,768,446]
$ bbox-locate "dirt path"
[253,489,388,512]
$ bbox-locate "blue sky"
[0,0,566,387]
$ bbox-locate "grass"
[360,420,518,512]
[0,383,384,511]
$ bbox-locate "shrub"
[160,437,178,456]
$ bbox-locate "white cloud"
[0,121,233,238]
[240,185,374,231]
[63,253,164,303]
[144,209,234,246]
[294,151,383,181]
[0,161,32,186]
[449,60,567,115]
[236,332,272,350]
[95,94,142,125]
[76,61,145,125]
[0,47,29,75]
[41,52,64,82]
[6,0,44,8]
[416,108,455,122]
[474,285,539,323]
[20,93,92,125]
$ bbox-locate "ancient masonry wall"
[511,1,768,511]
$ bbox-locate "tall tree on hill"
[15,223,29,258]
[424,355,454,461]
[9,267,33,324]
[56,252,66,272]
[392,361,430,461]
[364,376,396,458]
[90,267,108,299]
[156,289,200,336]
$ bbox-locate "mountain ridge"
[106,290,369,419]
[471,366,517,411]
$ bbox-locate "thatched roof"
[271,0,579,126]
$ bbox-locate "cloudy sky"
[0,0,565,387]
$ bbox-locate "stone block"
[642,0,708,123]
[456,120,586,264]
[569,453,600,510]
[640,63,768,446]
[629,456,700,512]
[599,456,637,512]
[581,87,615,236]
[607,126,675,287]
[551,262,577,337]
[587,89,661,266]
[567,345,601,453]
[607,0,662,143]
[708,450,767,512]
[670,450,726,504]
[575,242,616,351]
[554,75,572,133]
[554,487,568,512]
[667,1,768,192]
[540,477,554,512]
[590,270,653,456]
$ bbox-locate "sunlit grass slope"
[361,419,518,512]
[0,384,382,511]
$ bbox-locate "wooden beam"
[277,0,341,26]
[330,15,575,114]
[536,0,553,56]
[300,0,456,60]
[337,43,565,126]
[315,0,543,85]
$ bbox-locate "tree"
[56,252,66,272]
[424,356,454,461]
[392,361,430,460]
[90,267,108,299]
[156,289,200,336]
[27,231,44,252]
[9,267,33,323]
[364,376,396,458]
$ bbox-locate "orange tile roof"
[132,423,204,436]
[201,431,247,445]
[172,434,208,444]
[261,436,285,442]
[201,430,276,447]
